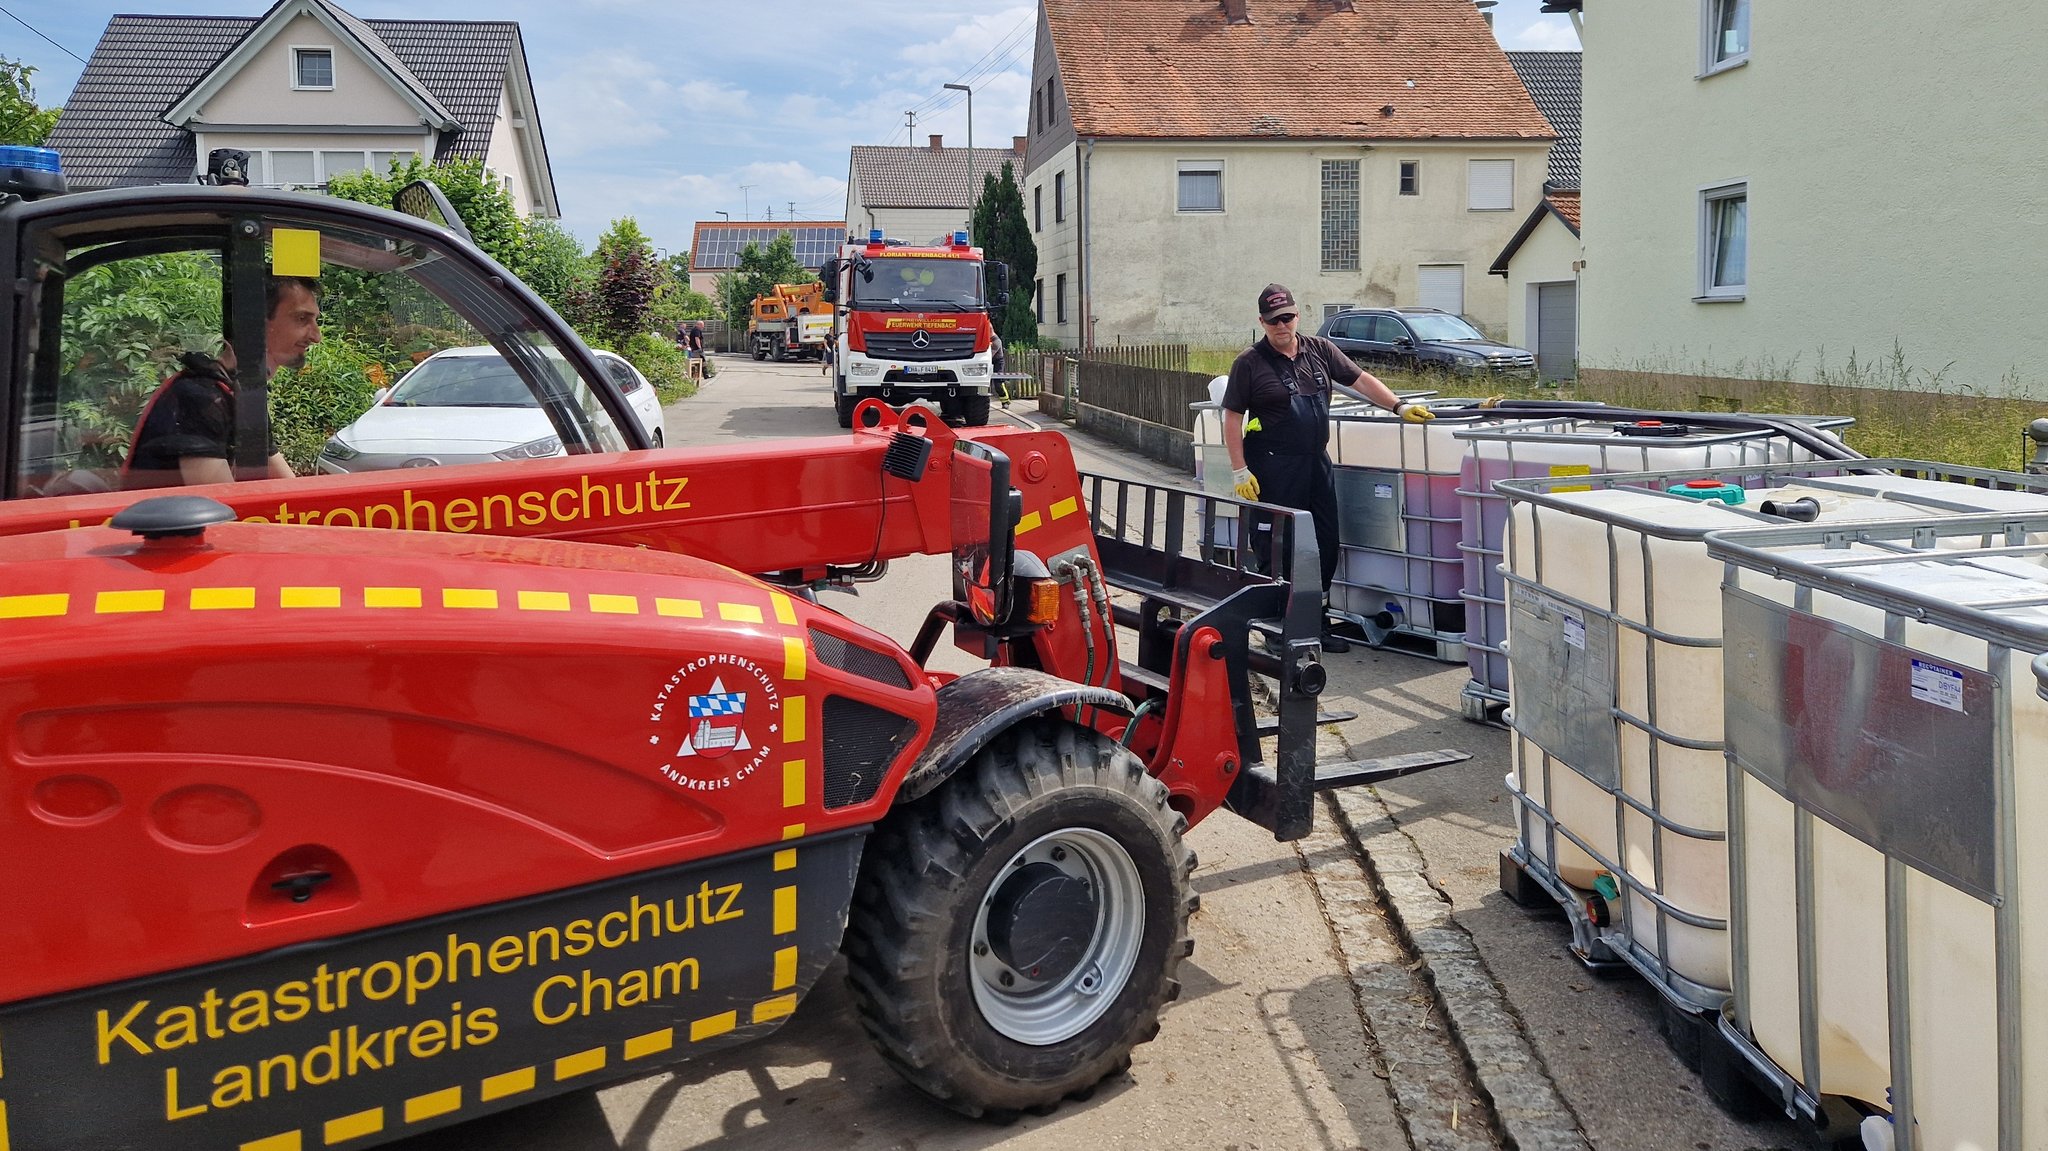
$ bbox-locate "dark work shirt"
[124,353,270,488]
[1221,334,1362,445]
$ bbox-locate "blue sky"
[7,0,1580,255]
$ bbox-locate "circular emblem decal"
[647,654,781,791]
[911,330,931,349]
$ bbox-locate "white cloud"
[539,52,751,158]
[1502,19,1582,50]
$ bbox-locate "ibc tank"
[1706,513,2048,1148]
[1327,403,1516,658]
[1498,461,2048,1018]
[1455,414,1855,714]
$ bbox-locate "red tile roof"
[1043,0,1555,141]
[1546,189,1580,231]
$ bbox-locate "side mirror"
[987,261,1010,294]
[992,290,1011,308]
[372,387,390,405]
[1393,335,1415,349]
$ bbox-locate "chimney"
[1221,0,1250,24]
[1012,135,1027,156]
[929,134,944,151]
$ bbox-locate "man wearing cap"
[1223,283,1434,652]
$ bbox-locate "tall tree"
[0,58,60,146]
[516,218,589,323]
[591,217,661,346]
[972,162,1039,348]
[715,233,811,328]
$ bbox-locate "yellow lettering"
[712,883,744,923]
[465,1006,500,1045]
[211,1063,253,1109]
[616,968,648,1007]
[408,1017,448,1059]
[517,491,548,527]
[580,969,613,1016]
[273,981,310,1022]
[659,477,690,511]
[564,918,595,957]
[361,961,401,1001]
[365,503,401,530]
[164,1066,208,1120]
[447,934,483,980]
[227,989,269,1033]
[403,952,442,1006]
[579,474,612,519]
[444,497,478,533]
[154,1005,200,1051]
[654,958,700,996]
[304,1029,343,1085]
[533,975,577,1024]
[549,487,577,522]
[488,935,524,974]
[324,505,361,528]
[98,1001,152,1063]
[597,911,628,949]
[258,1052,297,1098]
[482,492,514,531]
[402,489,439,532]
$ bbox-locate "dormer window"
[293,47,334,90]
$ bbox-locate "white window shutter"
[1417,265,1465,314]
[1467,159,1513,210]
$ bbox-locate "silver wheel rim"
[968,827,1145,1045]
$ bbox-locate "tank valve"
[2026,418,2048,476]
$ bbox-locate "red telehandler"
[0,151,1462,1149]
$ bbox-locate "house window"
[1056,273,1068,324]
[370,150,414,174]
[1054,171,1066,223]
[1467,159,1513,211]
[1177,161,1223,213]
[1399,161,1420,196]
[1417,264,1465,315]
[1036,278,1045,323]
[1320,159,1359,271]
[1034,185,1042,231]
[320,151,365,178]
[1699,182,1747,300]
[292,47,334,90]
[1324,303,1354,324]
[1702,0,1750,74]
[1048,80,1058,126]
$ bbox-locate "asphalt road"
[392,354,1819,1151]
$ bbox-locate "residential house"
[1490,49,1581,378]
[1025,0,1555,348]
[1560,0,2045,397]
[845,136,1029,245]
[686,221,847,297]
[44,0,558,217]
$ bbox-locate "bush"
[618,332,695,405]
[271,337,383,475]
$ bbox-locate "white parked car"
[318,346,665,474]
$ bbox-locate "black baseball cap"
[1258,283,1297,322]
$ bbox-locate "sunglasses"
[1263,313,1297,326]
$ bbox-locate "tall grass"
[1186,343,2045,472]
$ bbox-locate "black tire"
[843,719,1197,1119]
[834,390,854,429]
[752,345,768,361]
[962,393,992,427]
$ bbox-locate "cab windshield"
[851,256,985,310]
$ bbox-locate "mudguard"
[893,667,1130,804]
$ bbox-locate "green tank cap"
[1592,872,1621,902]
[1666,479,1745,505]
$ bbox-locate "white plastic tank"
[1708,513,2048,1151]
[1456,414,1856,709]
[1501,462,2048,1014]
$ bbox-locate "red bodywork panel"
[0,409,1213,1007]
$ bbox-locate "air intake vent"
[822,696,918,809]
[810,629,912,688]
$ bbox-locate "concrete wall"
[1027,139,1548,348]
[204,12,420,127]
[1503,211,1580,353]
[1581,3,2048,395]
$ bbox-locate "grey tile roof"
[46,6,522,188]
[1507,50,1580,189]
[850,145,1026,208]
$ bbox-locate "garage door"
[1417,264,1465,315]
[1536,281,1577,381]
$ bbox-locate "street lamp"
[739,184,755,220]
[943,82,973,240]
[715,210,730,221]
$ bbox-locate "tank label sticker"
[1909,658,1965,713]
[1373,483,1394,500]
[0,837,860,1151]
[1563,613,1586,651]
[649,654,784,792]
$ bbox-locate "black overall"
[1243,342,1340,600]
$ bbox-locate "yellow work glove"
[1478,395,1506,410]
[1244,415,1263,434]
[1231,467,1261,501]
[1396,401,1436,424]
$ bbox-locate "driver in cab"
[123,275,321,489]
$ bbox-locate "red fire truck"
[822,230,1006,429]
